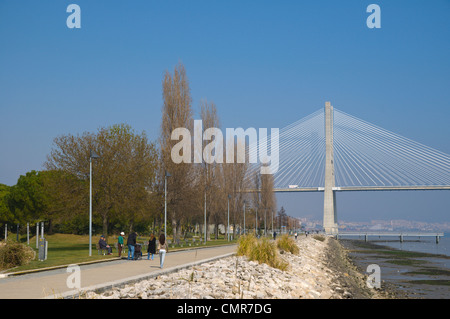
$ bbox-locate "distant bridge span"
[269,185,450,192]
[244,102,450,234]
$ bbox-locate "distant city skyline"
[299,216,450,233]
[1,1,449,223]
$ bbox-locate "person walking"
[118,232,124,257]
[157,233,169,268]
[147,233,156,260]
[127,231,137,260]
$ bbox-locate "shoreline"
[321,236,396,299]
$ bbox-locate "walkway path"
[0,245,237,299]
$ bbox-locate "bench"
[96,242,108,255]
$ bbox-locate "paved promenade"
[0,244,237,299]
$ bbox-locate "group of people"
[114,231,168,268]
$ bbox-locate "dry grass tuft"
[237,234,288,271]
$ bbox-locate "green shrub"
[277,234,299,255]
[0,239,35,270]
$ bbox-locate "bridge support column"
[323,102,338,234]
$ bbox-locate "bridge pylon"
[323,101,338,234]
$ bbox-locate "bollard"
[36,223,39,248]
[38,237,47,261]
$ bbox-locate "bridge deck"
[263,186,450,193]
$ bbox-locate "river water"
[339,234,450,299]
[379,234,450,258]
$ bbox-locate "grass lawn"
[2,233,237,274]
[3,234,117,273]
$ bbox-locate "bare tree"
[251,171,262,234]
[199,99,223,240]
[221,139,251,237]
[159,62,197,242]
[259,164,276,236]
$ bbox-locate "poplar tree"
[159,62,197,241]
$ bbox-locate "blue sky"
[1,1,449,223]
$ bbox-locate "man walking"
[127,231,137,260]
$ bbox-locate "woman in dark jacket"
[147,233,156,260]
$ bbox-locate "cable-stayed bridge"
[245,102,450,234]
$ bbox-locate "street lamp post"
[204,187,207,244]
[271,210,274,237]
[243,201,246,235]
[255,208,258,235]
[264,208,267,237]
[89,150,100,256]
[227,194,231,241]
[164,171,171,241]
